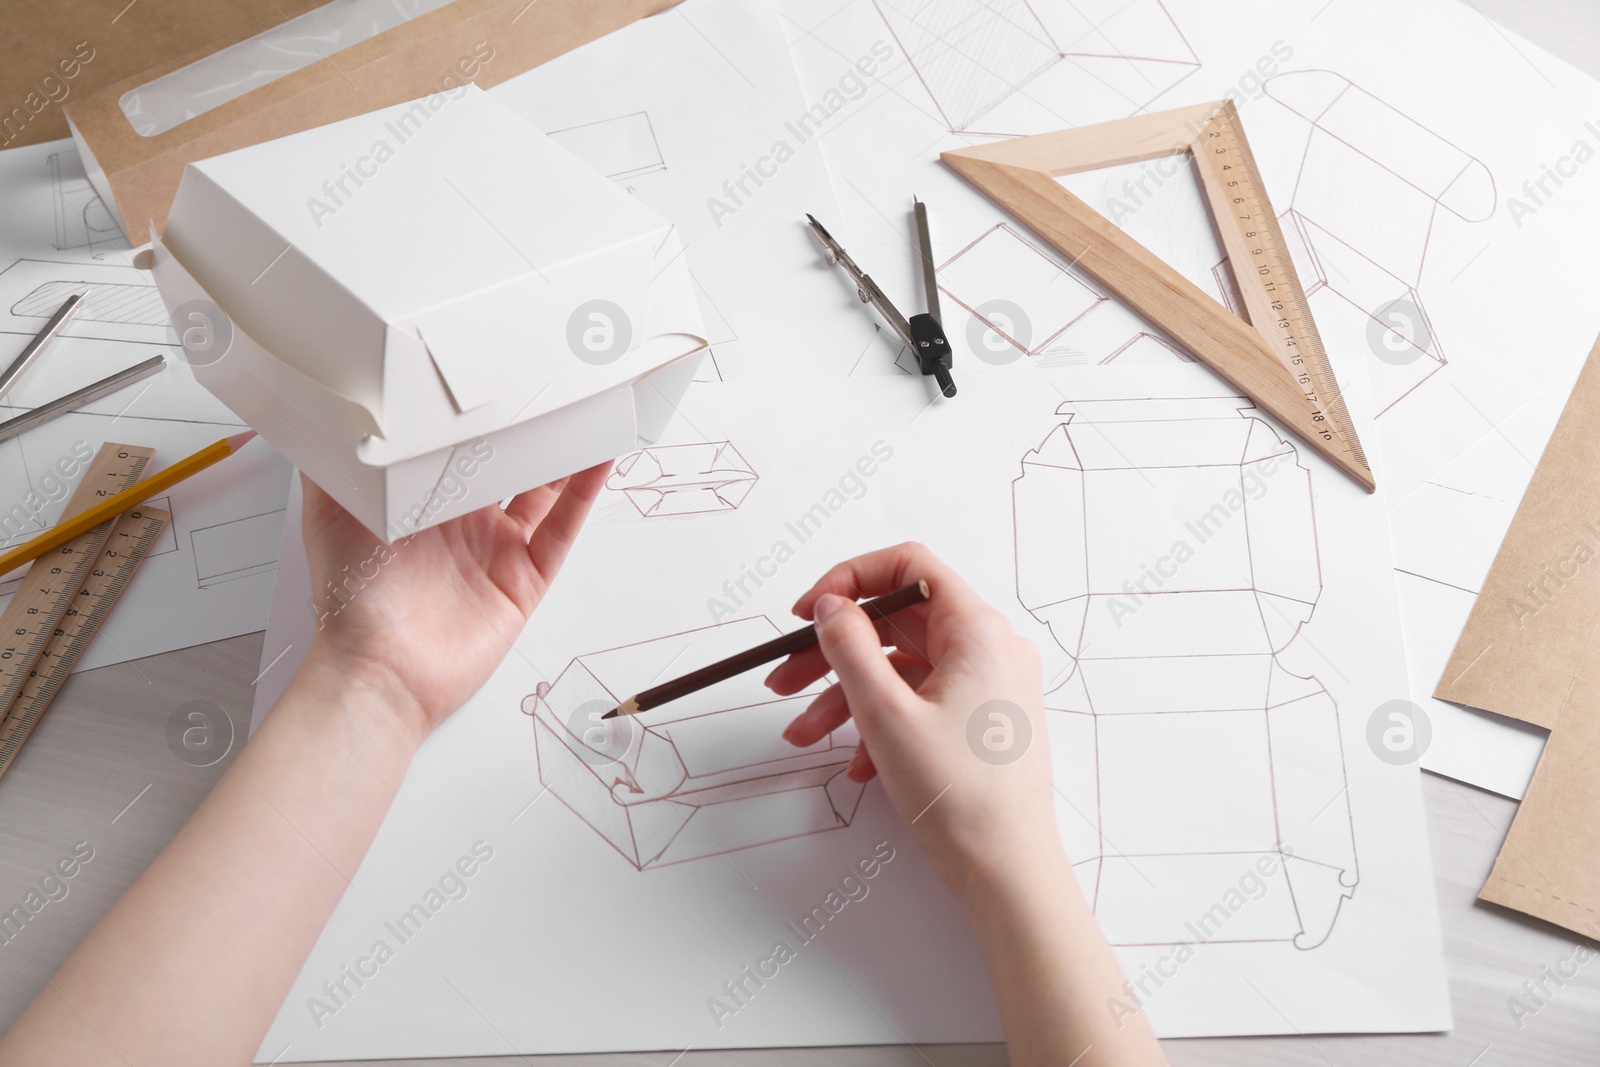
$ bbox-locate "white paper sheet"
[251,363,1448,1059]
[0,140,292,671]
[251,474,307,733]
[485,0,877,383]
[778,0,1600,797]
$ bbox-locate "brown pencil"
[601,579,930,719]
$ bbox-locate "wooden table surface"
[3,2,1599,1064]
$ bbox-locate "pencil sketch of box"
[873,0,1198,135]
[1014,396,1358,949]
[606,441,757,517]
[1259,70,1495,415]
[524,617,866,870]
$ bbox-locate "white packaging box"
[147,84,706,540]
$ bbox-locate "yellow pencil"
[0,430,257,580]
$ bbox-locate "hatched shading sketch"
[1015,396,1357,949]
[0,258,173,346]
[872,0,1199,135]
[607,441,757,517]
[16,279,166,327]
[524,617,866,870]
[1260,70,1496,414]
[873,0,1058,133]
[548,111,667,182]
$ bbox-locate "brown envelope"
[1478,644,1600,937]
[62,0,680,245]
[1435,332,1600,935]
[1435,333,1600,730]
[1,0,327,150]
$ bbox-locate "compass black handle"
[910,312,955,398]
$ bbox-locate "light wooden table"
[4,2,1600,1064]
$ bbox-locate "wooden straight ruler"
[942,99,1374,491]
[0,443,167,782]
[0,507,170,780]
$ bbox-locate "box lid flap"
[175,85,671,407]
[149,232,383,439]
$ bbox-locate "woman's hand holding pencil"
[768,542,1170,1067]
[767,542,1055,893]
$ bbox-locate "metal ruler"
[0,506,169,781]
[1190,104,1370,476]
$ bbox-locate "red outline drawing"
[1260,70,1496,416]
[1101,331,1191,366]
[524,617,866,870]
[872,0,1199,135]
[606,441,758,518]
[937,223,1106,358]
[1014,396,1358,949]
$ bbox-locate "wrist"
[295,638,432,753]
[949,839,1079,917]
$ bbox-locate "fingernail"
[814,593,846,624]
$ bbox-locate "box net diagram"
[1015,396,1358,949]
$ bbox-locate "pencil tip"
[226,429,258,451]
[600,708,617,720]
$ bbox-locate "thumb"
[812,594,914,720]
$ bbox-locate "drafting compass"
[806,199,956,397]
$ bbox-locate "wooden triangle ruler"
[942,100,1374,491]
